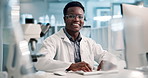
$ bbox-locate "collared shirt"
[63,28,82,63]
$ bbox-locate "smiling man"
[35,1,121,72]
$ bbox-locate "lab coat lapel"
[80,37,94,68]
[58,29,74,62]
[80,36,87,61]
[62,36,74,62]
[58,28,71,44]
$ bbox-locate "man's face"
[64,7,84,33]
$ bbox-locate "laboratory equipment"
[22,18,50,62]
[1,24,36,78]
[40,23,51,37]
[0,0,37,77]
[5,21,51,78]
[0,72,7,78]
[5,22,50,78]
[22,24,41,52]
[22,18,51,52]
[1,0,51,77]
[121,4,148,69]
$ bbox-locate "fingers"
[78,61,92,72]
[83,62,92,72]
[67,61,92,72]
[97,60,103,71]
[84,64,92,72]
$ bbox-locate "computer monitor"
[121,4,148,69]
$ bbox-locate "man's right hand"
[67,61,92,72]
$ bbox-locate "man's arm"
[35,56,92,72]
[34,38,72,72]
[35,56,72,72]
[92,42,119,71]
[97,60,117,71]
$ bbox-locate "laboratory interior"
[0,0,148,78]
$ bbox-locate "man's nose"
[74,16,80,21]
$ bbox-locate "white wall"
[20,1,48,21]
[47,2,66,25]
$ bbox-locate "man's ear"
[63,17,66,23]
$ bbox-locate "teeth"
[73,24,79,25]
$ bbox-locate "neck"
[65,28,79,40]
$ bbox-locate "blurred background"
[19,0,148,60]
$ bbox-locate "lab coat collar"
[58,28,87,44]
[63,27,82,42]
[58,28,71,44]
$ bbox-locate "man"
[35,1,122,72]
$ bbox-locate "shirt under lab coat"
[35,28,122,72]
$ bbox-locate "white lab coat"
[35,28,121,72]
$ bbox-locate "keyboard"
[75,70,118,75]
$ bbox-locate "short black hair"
[63,1,85,16]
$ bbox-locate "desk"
[26,69,148,78]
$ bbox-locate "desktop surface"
[24,69,148,78]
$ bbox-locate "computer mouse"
[53,71,67,76]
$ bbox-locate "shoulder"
[81,35,103,48]
[43,29,65,43]
[46,28,65,39]
[82,35,96,43]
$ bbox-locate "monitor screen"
[121,4,148,69]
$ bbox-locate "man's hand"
[97,60,103,71]
[97,60,117,71]
[67,61,92,72]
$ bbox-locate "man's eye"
[79,16,83,19]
